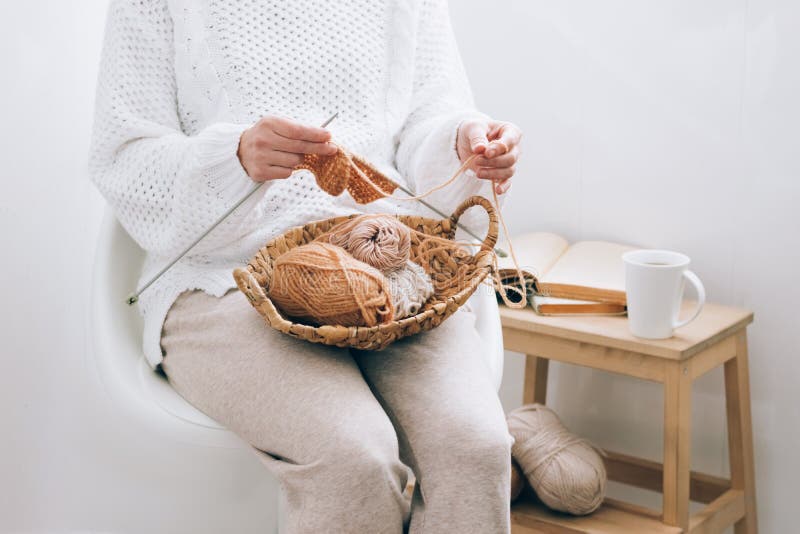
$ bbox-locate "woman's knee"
[439,415,513,479]
[320,411,406,483]
[275,397,405,489]
[332,436,409,497]
[281,413,409,530]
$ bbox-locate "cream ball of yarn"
[507,404,606,515]
[386,260,434,319]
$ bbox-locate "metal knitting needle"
[126,112,340,305]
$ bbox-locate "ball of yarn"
[507,404,606,515]
[269,242,394,327]
[324,214,411,272]
[386,260,434,319]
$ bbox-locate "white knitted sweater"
[89,0,502,370]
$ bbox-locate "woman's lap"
[160,287,509,460]
[160,287,511,531]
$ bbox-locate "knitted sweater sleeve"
[88,0,262,258]
[394,0,500,219]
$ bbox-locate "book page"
[533,240,636,309]
[541,240,636,290]
[497,232,570,279]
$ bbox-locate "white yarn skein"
[507,404,606,515]
[386,260,434,319]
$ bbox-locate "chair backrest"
[90,208,148,405]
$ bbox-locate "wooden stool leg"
[725,331,758,534]
[663,361,692,530]
[522,355,549,405]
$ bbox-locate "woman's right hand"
[237,116,338,182]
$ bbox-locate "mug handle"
[673,270,706,330]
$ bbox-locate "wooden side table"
[500,301,757,534]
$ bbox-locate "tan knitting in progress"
[297,149,400,205]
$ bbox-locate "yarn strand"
[491,183,528,308]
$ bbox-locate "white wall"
[0,1,796,532]
[451,1,799,532]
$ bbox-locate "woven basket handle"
[449,196,499,254]
[233,267,268,305]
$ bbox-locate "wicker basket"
[232,195,499,350]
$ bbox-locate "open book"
[495,233,636,315]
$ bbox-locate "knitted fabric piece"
[298,150,400,204]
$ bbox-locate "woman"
[89,1,522,532]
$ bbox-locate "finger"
[473,146,519,168]
[270,116,332,142]
[486,123,522,158]
[249,164,294,182]
[264,165,294,180]
[462,121,489,154]
[487,121,505,140]
[495,178,512,195]
[476,166,515,181]
[267,131,338,155]
[264,149,304,168]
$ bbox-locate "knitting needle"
[126,111,340,305]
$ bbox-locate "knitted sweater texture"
[89,0,500,369]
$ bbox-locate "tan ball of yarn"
[268,242,394,327]
[324,214,411,272]
[386,260,434,319]
[507,404,606,515]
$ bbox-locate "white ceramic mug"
[622,249,706,339]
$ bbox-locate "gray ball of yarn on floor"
[507,403,606,515]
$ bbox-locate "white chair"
[90,207,505,532]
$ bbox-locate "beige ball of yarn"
[507,404,606,515]
[269,242,394,327]
[324,214,411,272]
[386,260,434,319]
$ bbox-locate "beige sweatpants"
[160,287,512,534]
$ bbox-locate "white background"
[1,1,797,532]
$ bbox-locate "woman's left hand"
[457,119,523,195]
